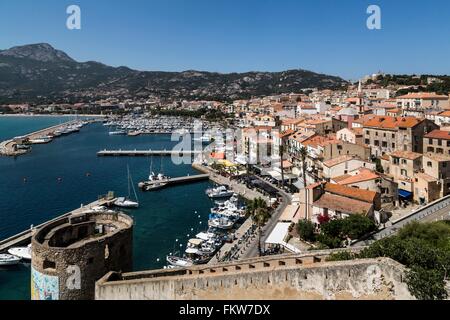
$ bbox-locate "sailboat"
[115,165,139,208]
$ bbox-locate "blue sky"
[0,0,449,80]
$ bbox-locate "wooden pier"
[140,174,210,187]
[97,149,204,157]
[0,197,116,253]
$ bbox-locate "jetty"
[97,149,204,157]
[0,120,81,156]
[0,197,116,253]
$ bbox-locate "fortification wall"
[31,212,133,300]
[95,257,413,300]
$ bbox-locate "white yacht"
[206,186,234,199]
[166,255,193,268]
[8,244,31,261]
[0,254,22,266]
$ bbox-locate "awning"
[293,180,305,190]
[235,155,248,165]
[265,222,291,245]
[399,189,412,199]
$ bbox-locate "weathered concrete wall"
[95,257,413,300]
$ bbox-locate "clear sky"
[0,0,449,80]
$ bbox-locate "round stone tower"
[31,211,133,300]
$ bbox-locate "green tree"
[341,215,377,240]
[297,220,316,242]
[406,267,448,300]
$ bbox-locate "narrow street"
[242,175,292,259]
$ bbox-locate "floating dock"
[0,197,116,253]
[97,149,204,157]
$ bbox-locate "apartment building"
[363,116,439,156]
[415,154,450,204]
[383,151,423,200]
[424,130,450,156]
[322,156,375,180]
[397,92,449,112]
[337,127,363,144]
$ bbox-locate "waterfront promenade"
[193,163,293,264]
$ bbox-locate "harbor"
[0,120,216,299]
[0,118,289,299]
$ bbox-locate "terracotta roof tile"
[390,150,423,160]
[313,193,372,215]
[424,130,450,140]
[324,183,378,204]
[397,92,448,100]
[363,116,422,129]
[334,168,380,185]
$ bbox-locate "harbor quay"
[0,119,91,156]
[192,163,293,264]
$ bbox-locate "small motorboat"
[166,255,193,268]
[8,244,31,261]
[0,254,22,266]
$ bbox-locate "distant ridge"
[0,43,349,103]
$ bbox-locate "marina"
[101,115,219,136]
[0,117,284,299]
[0,121,215,300]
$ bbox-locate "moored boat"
[0,254,22,266]
[166,255,193,268]
[206,186,234,199]
[8,244,31,261]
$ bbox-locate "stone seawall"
[95,255,413,300]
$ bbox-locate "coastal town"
[2,71,450,300]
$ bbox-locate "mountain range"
[0,43,349,104]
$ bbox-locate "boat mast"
[128,165,139,202]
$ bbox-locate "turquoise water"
[0,119,213,300]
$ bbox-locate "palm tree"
[252,207,271,256]
[299,147,308,188]
[245,197,267,217]
[279,144,285,188]
[299,146,309,220]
